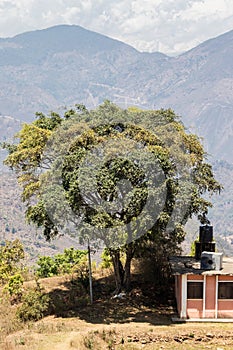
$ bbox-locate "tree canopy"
[4,101,221,291]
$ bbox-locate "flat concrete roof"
[169,256,233,275]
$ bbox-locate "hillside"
[1,25,233,257]
[0,25,233,161]
[1,272,233,349]
[150,30,233,163]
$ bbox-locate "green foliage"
[36,247,87,278]
[190,240,197,257]
[100,248,113,269]
[3,101,222,290]
[4,102,221,238]
[83,334,95,349]
[36,256,58,277]
[0,239,25,284]
[7,273,24,295]
[4,273,24,303]
[75,257,89,289]
[16,282,49,322]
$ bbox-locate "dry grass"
[2,318,233,350]
[1,272,233,350]
[0,296,22,343]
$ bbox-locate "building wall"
[218,275,233,318]
[205,275,216,318]
[218,301,233,318]
[187,299,203,318]
[176,274,233,319]
[187,274,203,318]
[187,275,203,281]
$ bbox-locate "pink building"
[170,225,233,320]
[170,255,233,320]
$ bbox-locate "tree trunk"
[110,244,134,293]
[123,244,134,291]
[110,249,124,294]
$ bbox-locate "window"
[218,282,233,299]
[187,282,203,299]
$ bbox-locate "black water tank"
[199,225,213,243]
[195,242,215,260]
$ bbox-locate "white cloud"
[0,0,232,54]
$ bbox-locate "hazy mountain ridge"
[0,25,174,122]
[0,25,232,162]
[153,29,233,161]
[1,25,233,256]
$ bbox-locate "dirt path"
[3,317,233,350]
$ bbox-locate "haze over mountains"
[0,24,233,162]
[0,24,233,257]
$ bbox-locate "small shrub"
[35,248,88,278]
[83,333,95,349]
[76,257,89,289]
[16,283,50,322]
[0,239,25,285]
[100,248,112,269]
[15,337,26,345]
[35,256,58,278]
[4,273,24,303]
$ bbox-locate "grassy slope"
[1,271,233,350]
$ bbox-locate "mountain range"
[0,24,233,257]
[0,24,233,161]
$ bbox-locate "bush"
[75,257,89,289]
[16,283,49,322]
[100,248,112,269]
[35,256,58,277]
[0,239,25,284]
[4,273,24,303]
[36,248,87,278]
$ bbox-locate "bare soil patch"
[1,273,233,349]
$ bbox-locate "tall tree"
[3,102,221,292]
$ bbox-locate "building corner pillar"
[180,274,187,319]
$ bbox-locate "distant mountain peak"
[0,25,232,164]
[7,24,139,55]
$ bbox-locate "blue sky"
[0,0,233,54]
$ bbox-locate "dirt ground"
[1,274,233,349]
[2,303,233,350]
[3,316,233,350]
